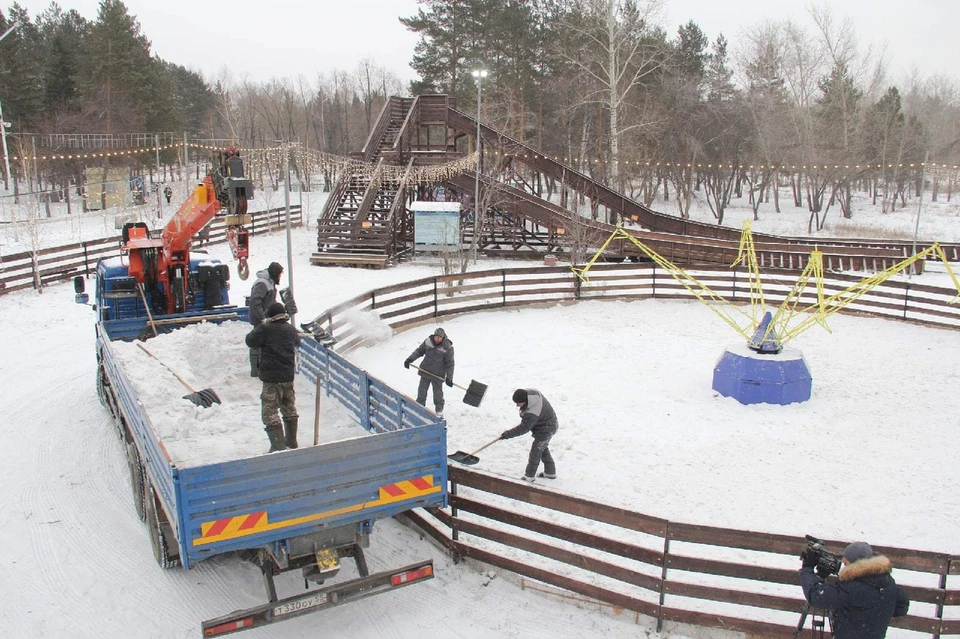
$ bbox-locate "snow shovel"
[136,343,221,408]
[411,365,487,407]
[448,436,501,466]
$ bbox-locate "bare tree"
[559,0,668,188]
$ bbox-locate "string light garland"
[3,138,957,182]
[243,146,480,187]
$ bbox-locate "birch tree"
[559,0,668,189]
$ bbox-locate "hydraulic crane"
[120,149,254,315]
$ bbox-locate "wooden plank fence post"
[450,480,459,544]
[656,526,670,633]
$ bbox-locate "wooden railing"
[308,261,958,637]
[310,261,960,353]
[0,205,302,295]
[403,466,958,638]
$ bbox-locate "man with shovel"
[245,302,301,452]
[404,327,455,418]
[501,389,558,482]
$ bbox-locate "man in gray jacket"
[501,389,558,482]
[247,262,283,377]
[404,327,455,417]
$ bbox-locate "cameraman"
[800,541,909,639]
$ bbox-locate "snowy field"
[1,187,959,638]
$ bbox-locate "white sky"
[13,0,959,86]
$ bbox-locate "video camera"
[801,535,843,578]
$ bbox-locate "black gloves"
[500,431,510,440]
[446,378,453,387]
[800,549,818,569]
[280,288,297,315]
[403,360,412,369]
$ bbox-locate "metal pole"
[0,99,10,192]
[154,133,161,184]
[909,150,929,280]
[473,77,482,264]
[0,21,21,192]
[182,132,189,199]
[283,140,295,327]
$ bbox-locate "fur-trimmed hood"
[838,555,892,582]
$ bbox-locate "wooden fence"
[404,466,958,638]
[310,262,959,637]
[0,205,302,296]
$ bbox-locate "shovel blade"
[184,388,221,408]
[447,451,480,466]
[462,380,487,407]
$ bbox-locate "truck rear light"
[203,617,254,636]
[390,564,433,586]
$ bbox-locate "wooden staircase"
[312,98,415,268]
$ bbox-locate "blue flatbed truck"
[76,256,448,636]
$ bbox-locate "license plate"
[273,592,328,617]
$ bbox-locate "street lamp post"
[0,99,11,192]
[470,68,487,263]
[0,20,21,192]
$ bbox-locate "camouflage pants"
[261,381,298,429]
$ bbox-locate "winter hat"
[266,302,287,318]
[512,389,528,404]
[267,262,284,281]
[843,541,873,563]
[433,327,447,339]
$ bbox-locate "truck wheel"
[126,441,146,522]
[96,366,115,416]
[143,481,181,569]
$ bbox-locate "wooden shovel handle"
[136,343,197,393]
[468,436,502,457]
[412,364,468,391]
[137,283,159,337]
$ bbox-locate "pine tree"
[0,6,45,128]
[705,35,735,103]
[79,0,157,131]
[675,20,708,91]
[400,0,476,96]
[37,6,89,113]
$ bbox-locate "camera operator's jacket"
[800,555,909,639]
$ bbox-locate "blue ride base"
[712,343,812,405]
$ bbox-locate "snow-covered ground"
[2,186,958,638]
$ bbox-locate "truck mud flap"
[201,559,434,636]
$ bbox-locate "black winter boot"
[283,418,299,449]
[266,425,286,453]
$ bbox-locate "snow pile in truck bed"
[111,320,370,468]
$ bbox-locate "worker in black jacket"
[800,541,909,639]
[500,388,559,482]
[246,262,283,377]
[404,327,455,417]
[245,302,300,452]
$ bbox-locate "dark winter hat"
[267,262,284,280]
[433,327,447,339]
[267,302,287,318]
[843,541,873,563]
[512,389,528,404]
